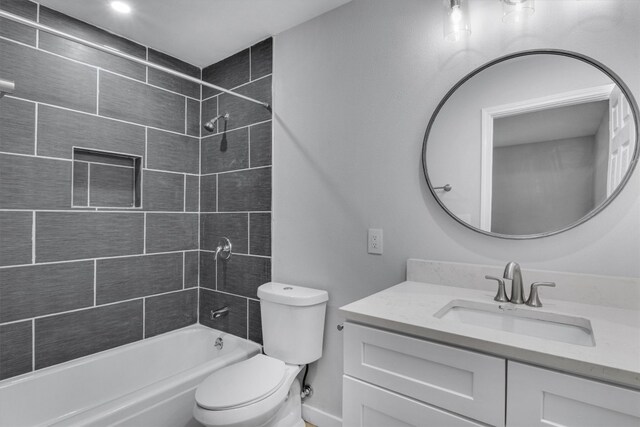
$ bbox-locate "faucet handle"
[525,282,556,307]
[486,275,509,302]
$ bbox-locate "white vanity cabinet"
[342,322,506,427]
[342,322,640,427]
[507,362,640,426]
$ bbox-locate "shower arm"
[0,10,271,110]
[0,78,15,98]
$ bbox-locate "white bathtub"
[0,325,261,427]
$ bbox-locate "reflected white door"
[607,86,636,195]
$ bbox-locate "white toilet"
[193,282,329,427]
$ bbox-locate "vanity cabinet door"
[343,376,486,427]
[343,323,505,426]
[507,362,640,426]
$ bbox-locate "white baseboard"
[302,403,342,427]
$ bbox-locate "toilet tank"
[257,282,328,365]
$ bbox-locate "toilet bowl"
[193,354,303,427]
[193,283,328,427]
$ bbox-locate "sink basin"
[434,300,595,347]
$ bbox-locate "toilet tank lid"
[258,282,328,306]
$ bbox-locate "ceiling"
[36,0,352,68]
[494,100,609,147]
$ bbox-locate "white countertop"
[340,281,640,389]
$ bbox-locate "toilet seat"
[196,354,286,410]
[193,358,303,427]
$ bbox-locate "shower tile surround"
[0,0,272,381]
[198,37,272,344]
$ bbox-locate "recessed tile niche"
[72,148,142,208]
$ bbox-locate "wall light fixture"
[501,0,535,23]
[443,0,471,42]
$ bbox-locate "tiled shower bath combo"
[0,0,272,381]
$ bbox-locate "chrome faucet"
[503,261,524,304]
[214,237,232,261]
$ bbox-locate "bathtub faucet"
[214,237,232,261]
[211,306,229,320]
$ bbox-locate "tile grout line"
[93,260,97,306]
[248,125,251,168]
[247,213,251,255]
[31,211,36,264]
[35,3,40,49]
[87,163,91,206]
[75,159,136,170]
[0,287,197,327]
[0,249,198,269]
[144,127,148,168]
[3,93,196,139]
[199,250,271,260]
[184,97,188,135]
[246,299,250,339]
[33,103,38,155]
[201,164,271,177]
[0,208,203,214]
[142,297,146,339]
[197,73,202,325]
[199,286,259,302]
[31,319,35,372]
[96,69,100,115]
[216,94,219,133]
[145,47,149,83]
[143,212,147,254]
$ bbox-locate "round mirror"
[423,50,639,239]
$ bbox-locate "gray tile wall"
[0,1,201,381]
[199,38,272,344]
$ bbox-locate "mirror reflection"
[424,52,637,238]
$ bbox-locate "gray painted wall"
[273,0,640,420]
[491,136,596,235]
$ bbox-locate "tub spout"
[210,306,229,320]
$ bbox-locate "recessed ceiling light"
[110,1,132,14]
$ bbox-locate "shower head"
[0,78,15,99]
[203,113,229,133]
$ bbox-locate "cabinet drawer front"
[343,376,486,427]
[507,362,640,427]
[344,323,505,427]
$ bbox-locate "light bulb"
[443,0,471,42]
[451,5,463,23]
[110,1,131,14]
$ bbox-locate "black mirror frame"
[422,49,640,239]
